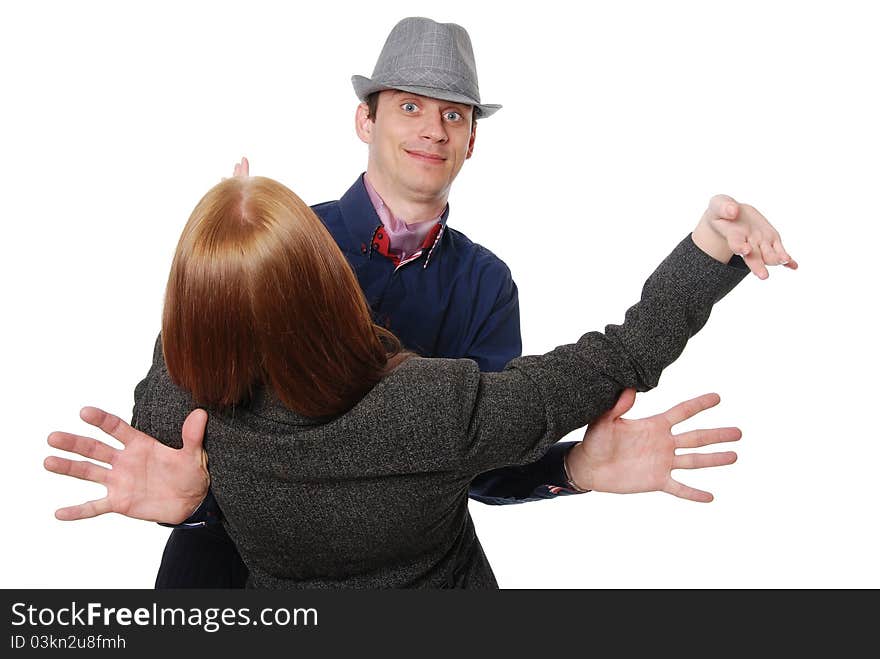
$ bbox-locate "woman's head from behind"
[163,176,398,417]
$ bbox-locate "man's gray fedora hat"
[352,17,502,119]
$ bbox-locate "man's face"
[356,90,476,206]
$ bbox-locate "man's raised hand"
[221,156,250,181]
[232,156,249,177]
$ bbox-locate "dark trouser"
[155,525,248,589]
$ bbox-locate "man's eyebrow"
[391,92,470,114]
[435,99,470,114]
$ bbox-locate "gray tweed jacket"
[133,235,748,588]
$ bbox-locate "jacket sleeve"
[131,333,163,438]
[460,267,582,504]
[455,235,749,476]
[131,333,224,527]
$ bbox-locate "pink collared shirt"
[364,176,441,264]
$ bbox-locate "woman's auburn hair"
[162,175,406,418]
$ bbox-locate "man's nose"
[420,112,448,143]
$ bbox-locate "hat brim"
[351,75,501,119]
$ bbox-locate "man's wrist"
[158,489,219,528]
[158,498,207,528]
[563,444,592,493]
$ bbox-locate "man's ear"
[355,103,373,145]
[465,119,477,159]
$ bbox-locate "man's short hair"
[366,92,381,121]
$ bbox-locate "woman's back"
[137,348,503,588]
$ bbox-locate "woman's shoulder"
[132,335,196,449]
[344,356,483,428]
[384,356,481,395]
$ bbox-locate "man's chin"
[402,176,452,201]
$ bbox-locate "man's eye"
[401,103,419,113]
[445,111,462,121]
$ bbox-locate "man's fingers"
[181,409,208,454]
[54,498,113,521]
[79,407,137,446]
[47,431,117,465]
[663,392,721,426]
[232,157,249,178]
[672,451,738,470]
[43,456,110,485]
[675,427,742,449]
[662,478,714,503]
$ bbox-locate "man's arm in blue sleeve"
[464,269,583,505]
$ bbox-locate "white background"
[2,0,877,589]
